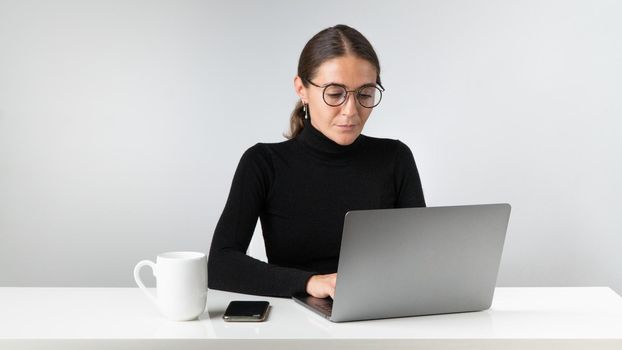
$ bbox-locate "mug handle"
[133,260,158,307]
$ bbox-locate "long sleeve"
[394,141,426,208]
[207,144,315,297]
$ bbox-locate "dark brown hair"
[285,25,382,139]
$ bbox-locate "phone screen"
[223,301,270,322]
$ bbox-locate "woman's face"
[295,55,378,146]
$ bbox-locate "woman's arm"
[208,144,315,297]
[394,141,426,208]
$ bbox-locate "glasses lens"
[357,86,382,108]
[323,85,347,106]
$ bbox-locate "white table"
[1,287,621,349]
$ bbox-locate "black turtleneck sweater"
[208,120,426,297]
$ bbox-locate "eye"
[358,87,376,98]
[325,85,345,95]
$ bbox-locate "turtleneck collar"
[296,118,366,159]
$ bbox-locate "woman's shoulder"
[245,138,295,153]
[362,135,412,155]
[239,139,296,162]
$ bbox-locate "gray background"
[1,0,620,293]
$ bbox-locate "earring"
[303,102,308,119]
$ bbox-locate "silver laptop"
[293,203,511,322]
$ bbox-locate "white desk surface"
[1,287,621,350]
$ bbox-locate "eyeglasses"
[304,78,385,108]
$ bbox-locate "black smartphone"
[223,301,270,322]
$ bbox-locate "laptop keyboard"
[309,297,333,316]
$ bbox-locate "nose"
[340,92,358,117]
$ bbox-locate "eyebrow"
[322,81,378,89]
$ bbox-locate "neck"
[296,119,365,159]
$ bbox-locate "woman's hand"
[306,273,337,299]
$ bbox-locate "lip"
[336,124,357,130]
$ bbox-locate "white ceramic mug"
[134,251,207,321]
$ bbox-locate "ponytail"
[285,100,306,139]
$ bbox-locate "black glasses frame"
[304,78,385,108]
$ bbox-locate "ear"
[294,76,307,103]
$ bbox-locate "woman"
[208,24,426,299]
